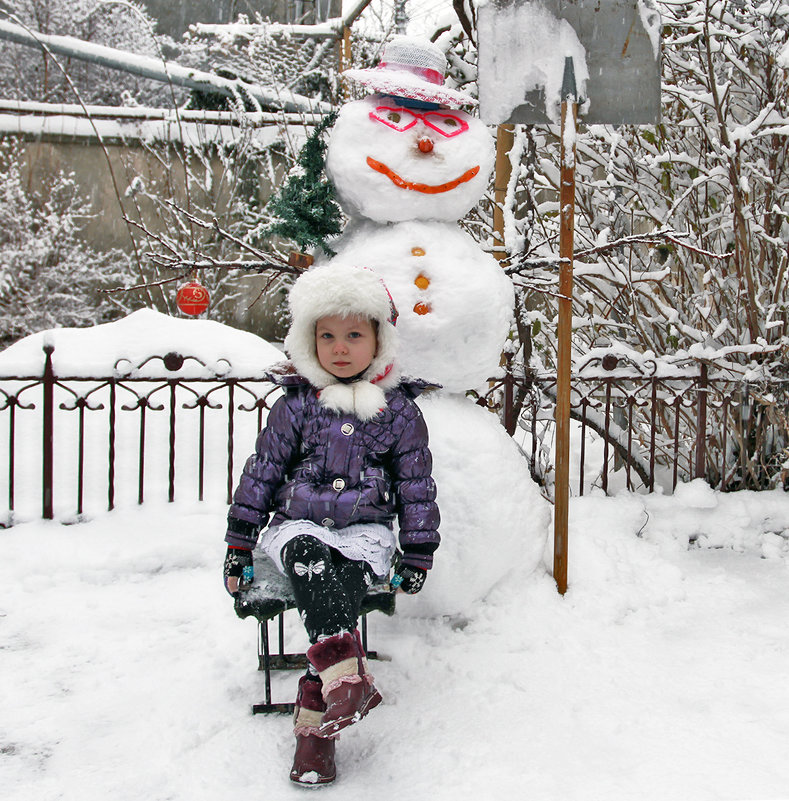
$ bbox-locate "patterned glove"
[223,546,254,595]
[391,564,427,595]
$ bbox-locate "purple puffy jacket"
[225,374,440,569]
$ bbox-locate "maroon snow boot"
[290,674,337,786]
[307,630,382,737]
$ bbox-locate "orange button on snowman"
[411,247,431,315]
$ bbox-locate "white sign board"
[477,0,661,125]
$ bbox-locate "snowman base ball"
[405,395,551,619]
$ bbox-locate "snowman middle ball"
[326,95,495,224]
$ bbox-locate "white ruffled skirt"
[259,518,397,579]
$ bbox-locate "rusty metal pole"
[554,57,577,596]
[694,362,708,479]
[42,343,54,520]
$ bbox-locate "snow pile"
[0,309,283,378]
[416,394,550,616]
[638,479,789,558]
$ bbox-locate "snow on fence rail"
[2,345,788,525]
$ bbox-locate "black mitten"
[223,546,254,595]
[391,564,427,594]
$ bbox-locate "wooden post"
[339,26,353,102]
[554,57,577,596]
[493,124,516,392]
[493,124,515,263]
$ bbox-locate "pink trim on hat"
[371,362,394,385]
[378,62,444,86]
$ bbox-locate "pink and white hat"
[342,36,476,108]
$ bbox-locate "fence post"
[42,343,55,520]
[601,379,612,494]
[7,398,16,515]
[648,379,658,492]
[694,363,708,480]
[168,379,177,503]
[107,379,116,511]
[227,381,236,505]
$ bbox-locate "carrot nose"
[417,137,434,153]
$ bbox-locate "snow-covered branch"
[0,19,332,114]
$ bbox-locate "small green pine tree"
[268,111,342,256]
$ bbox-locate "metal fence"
[2,344,788,525]
[1,344,280,524]
[487,353,789,497]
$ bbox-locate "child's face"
[316,314,378,379]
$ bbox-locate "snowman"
[321,37,549,616]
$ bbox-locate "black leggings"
[281,535,375,644]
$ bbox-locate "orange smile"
[366,157,480,194]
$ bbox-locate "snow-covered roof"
[0,18,333,115]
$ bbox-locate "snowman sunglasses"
[369,105,469,137]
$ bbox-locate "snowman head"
[326,38,494,224]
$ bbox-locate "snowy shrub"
[490,1,789,379]
[116,129,296,338]
[183,19,339,110]
[418,1,789,488]
[0,0,179,106]
[0,142,138,348]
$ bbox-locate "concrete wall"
[17,132,292,340]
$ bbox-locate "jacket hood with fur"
[283,263,400,420]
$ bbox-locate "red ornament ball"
[176,281,210,316]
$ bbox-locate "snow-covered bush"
[418,1,789,489]
[116,126,297,338]
[495,1,789,378]
[0,0,179,106]
[0,142,138,348]
[183,19,339,109]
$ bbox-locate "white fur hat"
[284,263,400,419]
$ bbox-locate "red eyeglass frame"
[369,105,470,137]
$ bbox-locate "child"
[223,263,440,786]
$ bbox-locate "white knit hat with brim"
[343,35,476,108]
[284,263,400,420]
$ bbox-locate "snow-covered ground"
[2,314,789,800]
[2,485,789,801]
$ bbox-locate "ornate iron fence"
[485,353,789,496]
[2,344,788,525]
[1,344,280,525]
